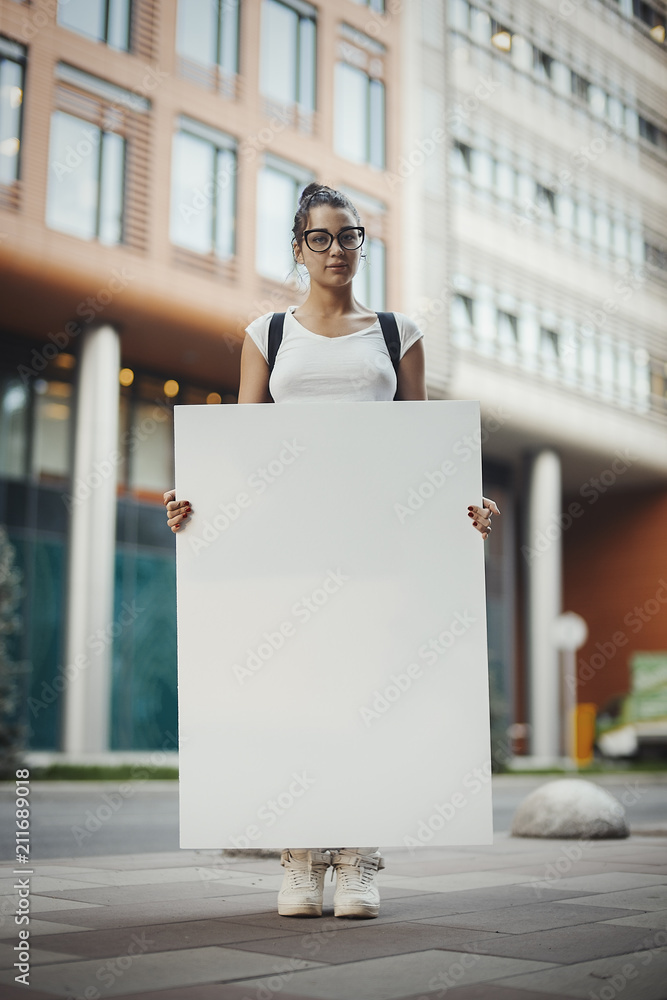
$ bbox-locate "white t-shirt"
[245,306,424,403]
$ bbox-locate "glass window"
[256,158,313,281]
[45,110,125,244]
[450,140,472,176]
[335,62,385,169]
[532,46,553,81]
[260,0,316,110]
[494,160,516,199]
[0,37,26,185]
[170,122,236,258]
[472,149,493,189]
[594,210,611,249]
[353,237,385,311]
[575,201,593,242]
[497,310,518,345]
[127,398,174,494]
[32,379,72,481]
[571,70,590,103]
[612,219,628,258]
[588,85,606,117]
[0,377,28,478]
[57,0,132,52]
[448,0,470,32]
[536,183,556,215]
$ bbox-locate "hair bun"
[299,182,324,205]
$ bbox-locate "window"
[638,115,667,152]
[450,140,472,175]
[350,0,385,10]
[57,0,132,52]
[353,237,385,311]
[32,379,72,481]
[335,25,385,169]
[571,70,590,103]
[632,0,666,41]
[494,160,516,199]
[176,0,240,94]
[0,376,29,478]
[645,241,667,271]
[256,155,313,281]
[0,36,26,185]
[170,116,237,259]
[540,327,559,357]
[497,310,518,345]
[532,46,553,80]
[45,110,125,243]
[536,182,556,216]
[260,0,316,112]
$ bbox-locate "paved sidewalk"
[1,834,666,1000]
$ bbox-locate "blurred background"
[0,0,666,777]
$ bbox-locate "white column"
[62,323,121,755]
[525,448,562,762]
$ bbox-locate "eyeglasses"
[303,227,365,252]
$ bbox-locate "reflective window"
[170,119,236,258]
[0,37,26,185]
[497,310,518,345]
[45,111,125,243]
[256,157,313,281]
[176,0,240,75]
[57,0,132,51]
[32,379,72,481]
[260,0,316,110]
[0,377,28,478]
[335,27,385,169]
[353,237,385,311]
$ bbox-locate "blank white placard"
[175,401,493,848]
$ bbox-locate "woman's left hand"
[468,497,501,540]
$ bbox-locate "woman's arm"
[238,334,272,403]
[395,338,427,401]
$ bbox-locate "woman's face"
[294,204,363,287]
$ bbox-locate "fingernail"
[472,521,477,526]
[467,506,473,510]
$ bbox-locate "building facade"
[0,0,665,763]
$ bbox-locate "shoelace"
[334,860,374,889]
[285,856,329,889]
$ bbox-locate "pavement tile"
[116,987,326,1000]
[12,895,100,915]
[38,879,276,906]
[496,949,667,1000]
[36,917,303,957]
[228,918,505,964]
[396,987,576,1000]
[0,919,91,938]
[602,908,667,930]
[0,986,62,1000]
[536,872,667,892]
[560,885,667,911]
[0,943,80,968]
[0,946,325,997]
[47,865,279,888]
[231,949,556,1000]
[416,901,643,935]
[457,921,664,964]
[379,872,540,893]
[393,884,595,917]
[0,875,107,894]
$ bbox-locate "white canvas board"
[175,401,493,848]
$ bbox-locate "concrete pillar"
[62,323,121,754]
[525,448,562,762]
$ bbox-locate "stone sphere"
[511,778,630,839]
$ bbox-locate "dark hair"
[292,183,361,254]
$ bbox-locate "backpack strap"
[267,312,285,402]
[377,312,401,401]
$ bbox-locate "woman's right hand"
[164,489,191,532]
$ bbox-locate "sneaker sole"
[334,904,379,918]
[278,903,322,917]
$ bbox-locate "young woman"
[164,183,500,920]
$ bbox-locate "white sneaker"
[331,850,385,918]
[277,849,332,917]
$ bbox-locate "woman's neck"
[299,284,360,319]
